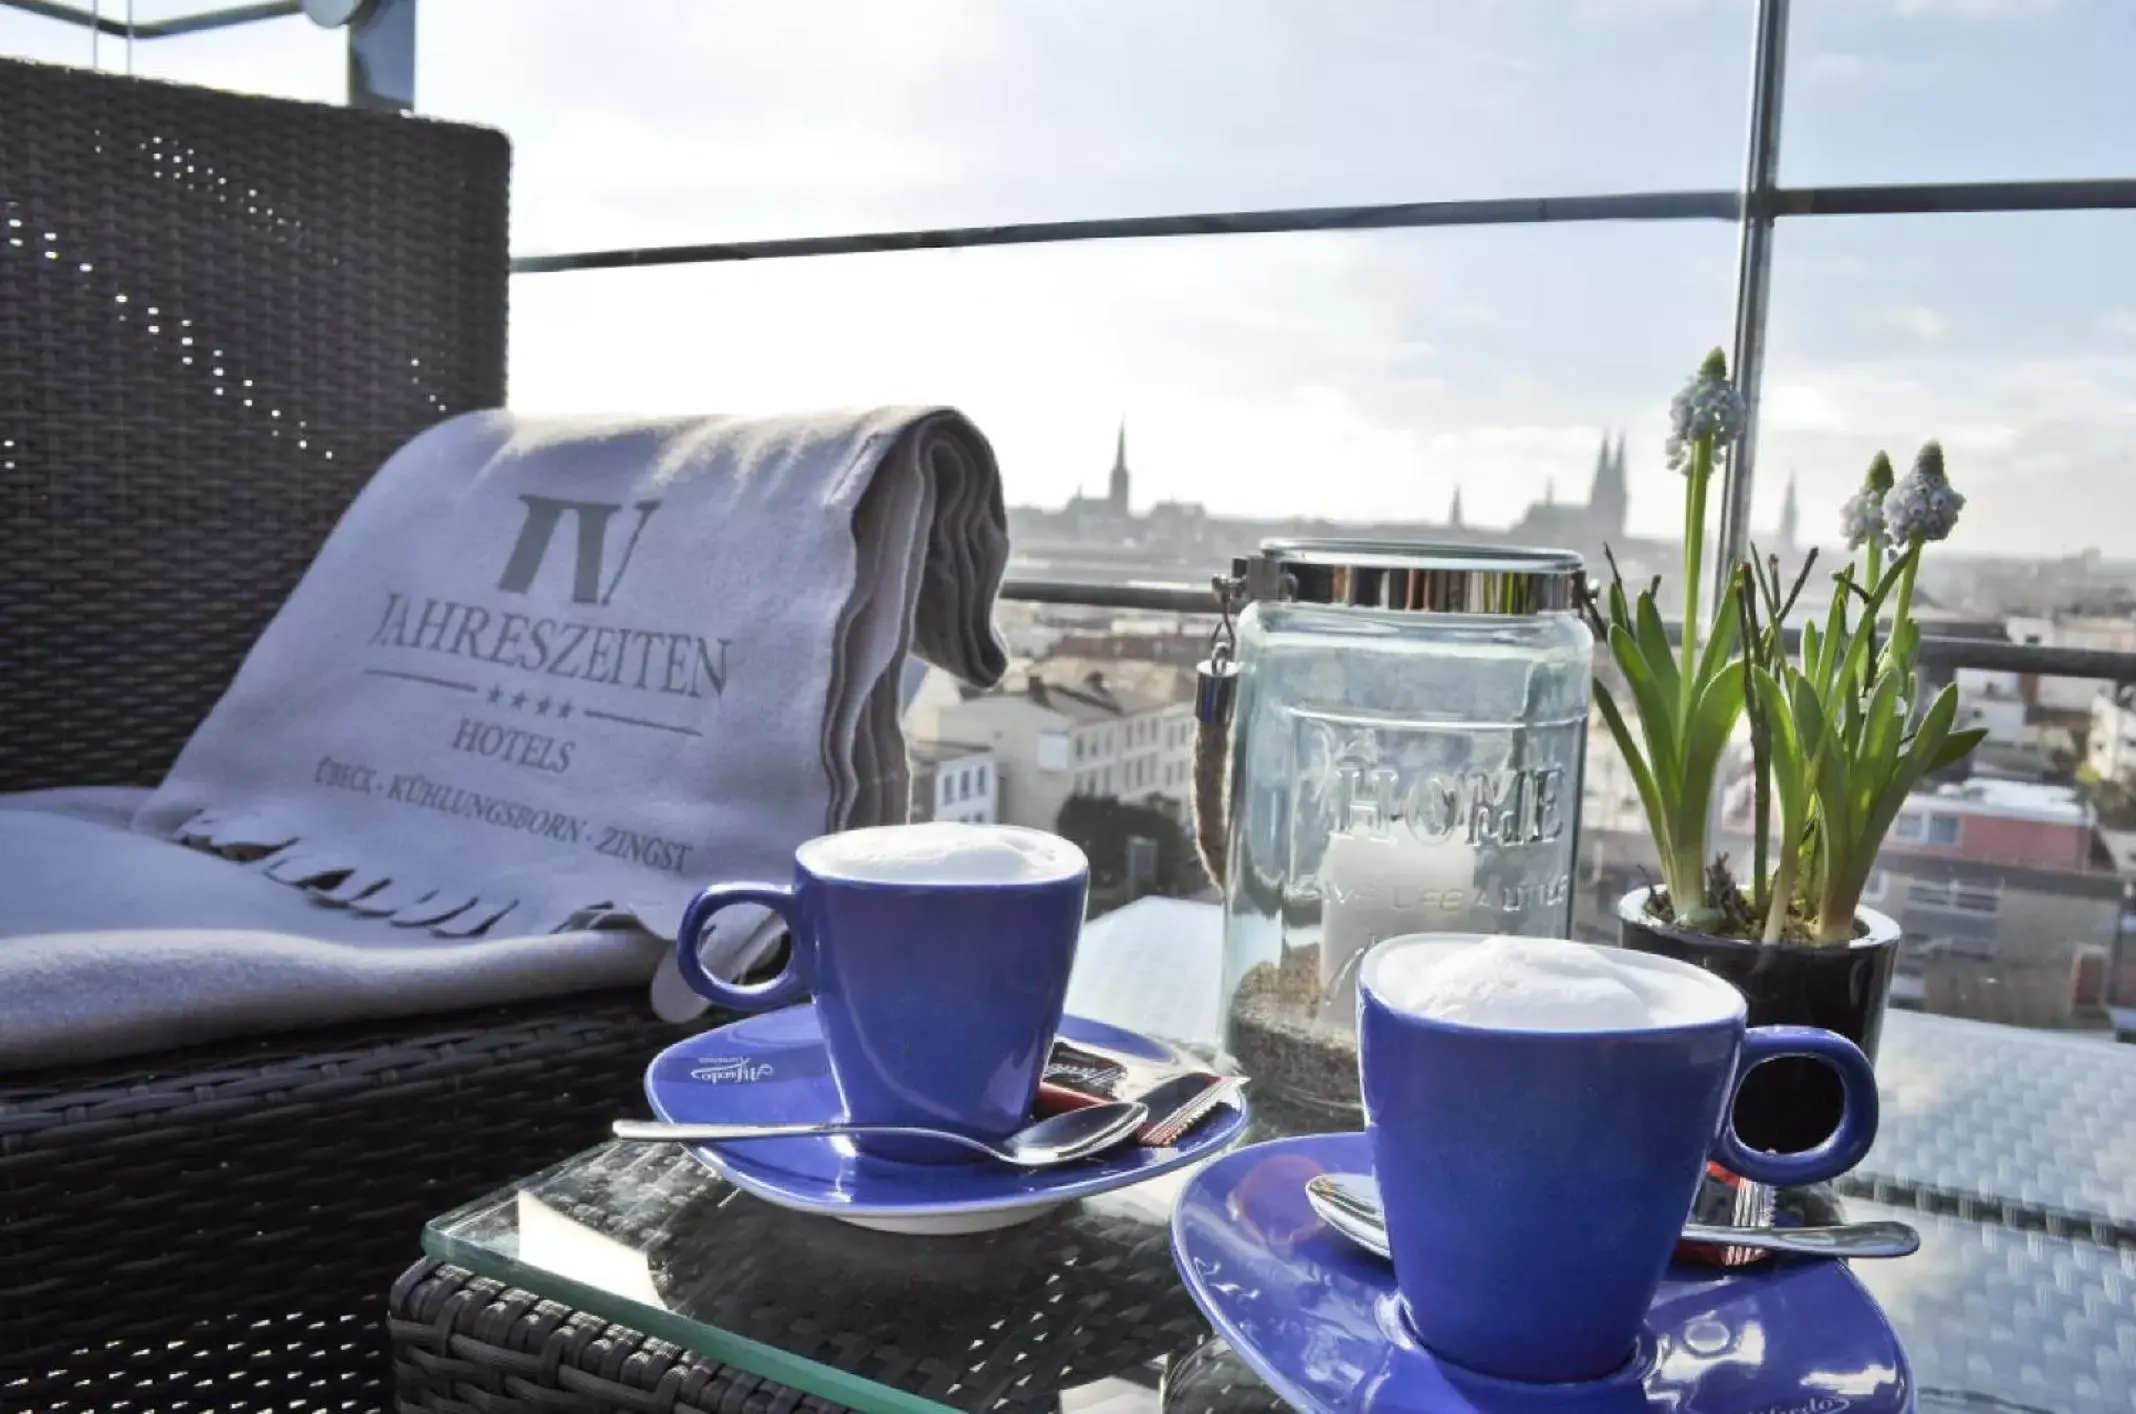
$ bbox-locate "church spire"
[1449,483,1465,529]
[1779,468,1800,551]
[1588,429,1628,536]
[1108,420,1130,515]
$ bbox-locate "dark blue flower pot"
[1617,886,1899,1159]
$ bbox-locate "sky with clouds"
[7,0,2131,558]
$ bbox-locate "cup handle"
[1709,1025,1880,1188]
[675,883,809,1012]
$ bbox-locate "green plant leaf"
[1829,555,1911,719]
[1674,667,1748,838]
[1694,583,1744,689]
[1687,669,1748,769]
[1634,591,1681,716]
[1814,589,1851,702]
[1848,735,1958,924]
[1666,670,1751,880]
[1753,666,1807,823]
[1854,669,1906,822]
[1787,671,1834,767]
[1790,673,1853,853]
[1900,683,1962,783]
[1593,680,1673,863]
[1864,664,1905,742]
[1853,683,1963,869]
[1925,726,1989,774]
[1753,663,1816,940]
[1885,618,1921,681]
[1609,623,1682,799]
[1801,618,1823,691]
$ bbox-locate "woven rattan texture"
[0,57,510,793]
[390,1261,855,1414]
[1,992,683,1413]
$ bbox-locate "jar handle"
[1192,656,1235,888]
[1192,570,1245,889]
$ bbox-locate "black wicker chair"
[1,60,689,1412]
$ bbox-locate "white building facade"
[1954,667,2029,746]
[935,670,1195,832]
[2090,690,2136,785]
[2007,613,2136,715]
[908,741,999,825]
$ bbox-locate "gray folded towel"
[0,409,1009,1070]
[0,791,664,1069]
[133,407,1008,954]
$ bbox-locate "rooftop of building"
[1584,824,2127,899]
[1916,777,2094,826]
[907,738,992,765]
[1027,654,1198,708]
[1032,668,1173,723]
[951,661,1181,724]
[2097,828,2136,877]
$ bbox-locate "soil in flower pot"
[1617,886,1899,1157]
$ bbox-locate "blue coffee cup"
[1357,934,1878,1384]
[676,823,1089,1163]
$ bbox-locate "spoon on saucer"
[612,1100,1149,1169]
[1305,1172,1921,1261]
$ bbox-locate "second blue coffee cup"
[677,823,1090,1163]
[1358,934,1879,1385]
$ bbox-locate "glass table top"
[424,901,2136,1412]
[423,1126,2136,1414]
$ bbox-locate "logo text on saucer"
[689,1058,775,1084]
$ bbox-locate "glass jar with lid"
[1201,540,1593,1120]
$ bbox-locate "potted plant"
[1588,350,1983,1156]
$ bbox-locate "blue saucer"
[1172,1133,1914,1413]
[645,1006,1248,1234]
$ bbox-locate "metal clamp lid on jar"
[1239,539,1585,617]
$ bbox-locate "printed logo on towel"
[496,495,662,606]
[1745,1398,1849,1414]
[688,1058,776,1085]
[364,489,728,708]
[330,479,725,879]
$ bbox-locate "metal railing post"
[347,0,414,110]
[1717,0,1791,584]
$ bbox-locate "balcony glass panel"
[0,1,344,101]
[1784,0,2136,185]
[417,0,1753,254]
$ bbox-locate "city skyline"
[6,1,2130,558]
[1035,419,1826,552]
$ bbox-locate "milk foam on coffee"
[799,822,1086,885]
[1370,935,1736,1032]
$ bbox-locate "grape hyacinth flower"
[1840,451,1895,550]
[1664,353,1747,474]
[1883,440,1966,544]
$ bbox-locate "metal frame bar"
[997,578,2136,682]
[1716,0,1791,583]
[346,0,412,111]
[509,191,1744,274]
[505,177,2136,276]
